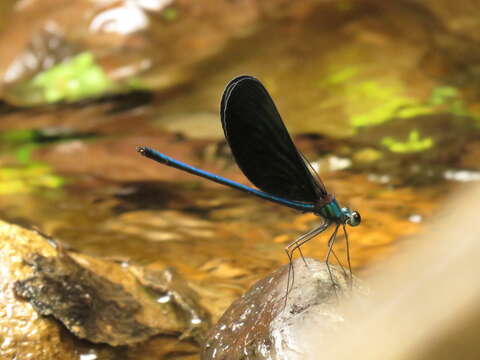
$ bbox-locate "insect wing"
[220,76,327,202]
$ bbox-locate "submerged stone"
[202,258,366,360]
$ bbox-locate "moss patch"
[0,130,66,194]
[320,52,480,134]
[0,165,65,195]
[29,52,116,103]
[10,52,150,105]
[381,130,434,154]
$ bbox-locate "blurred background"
[1,0,480,358]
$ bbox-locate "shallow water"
[1,1,480,358]
[0,82,468,360]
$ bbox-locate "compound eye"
[349,211,361,226]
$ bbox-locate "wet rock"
[0,0,323,105]
[14,251,161,346]
[202,258,366,360]
[0,219,210,358]
[128,265,211,343]
[0,221,78,359]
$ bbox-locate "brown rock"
[202,258,366,360]
[0,221,77,359]
[0,219,210,358]
[0,0,323,105]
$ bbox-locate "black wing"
[220,75,328,202]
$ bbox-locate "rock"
[0,222,78,359]
[0,219,210,358]
[127,264,211,343]
[0,0,323,105]
[202,258,366,360]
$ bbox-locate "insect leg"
[284,220,331,306]
[325,224,341,289]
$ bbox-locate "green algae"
[349,81,419,127]
[0,165,65,195]
[29,52,116,103]
[353,148,383,163]
[162,7,179,21]
[324,66,358,85]
[381,130,434,153]
[12,52,151,105]
[321,55,479,134]
[430,86,459,105]
[319,63,424,129]
[0,129,36,144]
[349,82,479,128]
[0,130,38,164]
[429,86,474,118]
[0,130,66,194]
